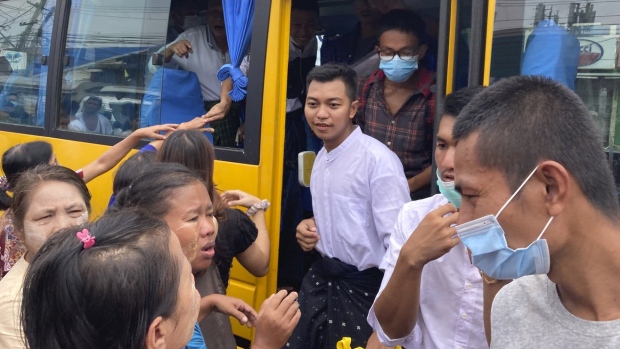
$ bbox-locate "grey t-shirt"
[492,275,620,348]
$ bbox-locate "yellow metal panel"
[0,131,132,217]
[483,0,497,86]
[446,0,458,95]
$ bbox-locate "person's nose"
[441,147,455,173]
[200,215,216,238]
[316,104,329,119]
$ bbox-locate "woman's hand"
[209,294,257,328]
[221,190,261,209]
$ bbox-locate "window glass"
[60,0,170,135]
[491,0,620,189]
[454,0,472,90]
[0,0,55,127]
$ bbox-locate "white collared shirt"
[367,194,487,349]
[311,126,410,270]
[149,25,231,101]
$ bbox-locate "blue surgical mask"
[379,56,418,82]
[436,169,461,208]
[455,166,554,280]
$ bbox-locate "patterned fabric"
[205,100,242,148]
[356,68,436,180]
[0,212,25,278]
[284,256,384,349]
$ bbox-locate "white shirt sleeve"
[367,206,422,347]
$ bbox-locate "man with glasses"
[356,9,435,200]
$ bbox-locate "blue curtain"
[217,0,254,102]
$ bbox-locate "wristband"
[247,199,270,217]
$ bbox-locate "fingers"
[200,127,215,133]
[434,203,459,217]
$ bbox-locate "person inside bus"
[110,162,296,349]
[0,165,91,348]
[148,0,241,147]
[289,63,410,348]
[0,123,177,277]
[279,0,320,292]
[453,76,620,348]
[356,9,435,201]
[367,87,488,349]
[320,0,381,68]
[68,96,114,135]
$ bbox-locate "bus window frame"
[0,0,271,165]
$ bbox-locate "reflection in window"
[491,0,620,188]
[0,0,55,127]
[60,0,170,136]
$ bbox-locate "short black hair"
[86,96,103,107]
[443,86,486,118]
[22,210,180,349]
[112,151,157,195]
[377,9,426,43]
[453,76,620,220]
[292,0,319,16]
[306,63,357,103]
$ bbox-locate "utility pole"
[17,0,46,50]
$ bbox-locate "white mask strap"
[496,165,540,217]
[536,216,554,240]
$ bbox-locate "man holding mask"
[453,76,620,347]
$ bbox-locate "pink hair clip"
[76,228,95,249]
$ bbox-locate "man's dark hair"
[306,63,357,103]
[443,86,486,118]
[453,76,620,220]
[22,210,179,349]
[112,151,157,195]
[292,0,319,16]
[376,9,426,43]
[86,96,103,108]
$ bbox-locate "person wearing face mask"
[0,166,91,348]
[367,87,487,349]
[356,9,436,201]
[452,76,620,348]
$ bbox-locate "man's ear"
[539,161,569,217]
[349,100,360,119]
[144,316,167,349]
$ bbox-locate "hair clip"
[76,228,95,249]
[0,176,9,191]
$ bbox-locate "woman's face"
[162,232,201,349]
[162,181,216,272]
[21,181,89,255]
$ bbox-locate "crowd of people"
[1,0,620,349]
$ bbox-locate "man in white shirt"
[148,0,238,146]
[367,87,488,349]
[68,96,113,135]
[287,63,410,348]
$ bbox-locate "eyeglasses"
[377,48,419,62]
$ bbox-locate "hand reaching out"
[221,189,261,209]
[252,290,301,349]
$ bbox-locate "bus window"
[489,0,620,194]
[60,0,171,135]
[0,0,54,127]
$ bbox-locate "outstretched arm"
[80,124,177,183]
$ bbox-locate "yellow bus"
[1,0,619,345]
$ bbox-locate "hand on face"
[399,204,460,269]
[253,290,301,349]
[296,218,319,251]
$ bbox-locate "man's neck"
[324,125,355,153]
[550,206,620,321]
